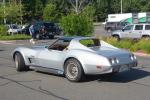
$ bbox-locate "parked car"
[12,37,137,82]
[34,22,62,39]
[104,22,129,32]
[112,23,150,40]
[7,24,22,35]
[21,24,31,35]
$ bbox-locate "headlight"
[109,58,119,65]
[130,54,136,60]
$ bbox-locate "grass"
[0,34,31,40]
[104,37,150,54]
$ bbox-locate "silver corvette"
[12,37,138,82]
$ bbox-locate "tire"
[107,28,112,33]
[64,58,84,82]
[14,53,29,71]
[142,35,150,40]
[113,35,120,41]
[48,35,54,39]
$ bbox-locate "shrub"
[104,37,118,47]
[131,39,150,53]
[0,25,7,36]
[104,37,150,53]
[60,6,94,36]
[117,39,134,49]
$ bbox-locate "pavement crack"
[0,82,11,87]
[39,86,69,100]
[132,81,150,88]
[0,76,69,100]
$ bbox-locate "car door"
[37,49,66,70]
[37,39,69,70]
[121,25,134,38]
[131,25,143,38]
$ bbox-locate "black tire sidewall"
[15,53,29,71]
[48,35,54,39]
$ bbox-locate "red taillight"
[96,66,102,69]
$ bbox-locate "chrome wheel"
[66,61,79,80]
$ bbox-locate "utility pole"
[121,0,123,14]
[3,0,6,24]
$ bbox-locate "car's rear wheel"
[14,53,29,71]
[64,58,84,82]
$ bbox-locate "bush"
[131,39,150,53]
[104,37,150,54]
[60,6,94,36]
[0,25,7,36]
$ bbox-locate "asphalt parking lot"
[0,38,150,100]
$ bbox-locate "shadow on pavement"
[84,68,150,83]
[0,49,4,51]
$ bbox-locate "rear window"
[145,25,150,30]
[80,39,100,47]
[135,25,143,30]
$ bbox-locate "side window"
[145,25,150,30]
[135,25,143,30]
[48,39,70,51]
[124,25,133,31]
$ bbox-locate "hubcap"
[66,61,78,79]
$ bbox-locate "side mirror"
[122,29,124,32]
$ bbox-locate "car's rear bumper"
[85,61,138,75]
[112,61,138,73]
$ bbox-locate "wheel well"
[13,51,21,61]
[63,57,76,68]
[107,27,112,30]
[142,35,150,38]
[112,34,119,37]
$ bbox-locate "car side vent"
[28,58,35,64]
[28,58,32,63]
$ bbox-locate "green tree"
[43,3,58,22]
[60,6,94,36]
[0,1,22,24]
[34,0,43,17]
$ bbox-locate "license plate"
[119,65,129,72]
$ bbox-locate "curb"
[133,52,150,58]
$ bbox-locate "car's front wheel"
[113,35,120,41]
[64,58,84,82]
[14,53,29,71]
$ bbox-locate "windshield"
[79,39,100,47]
